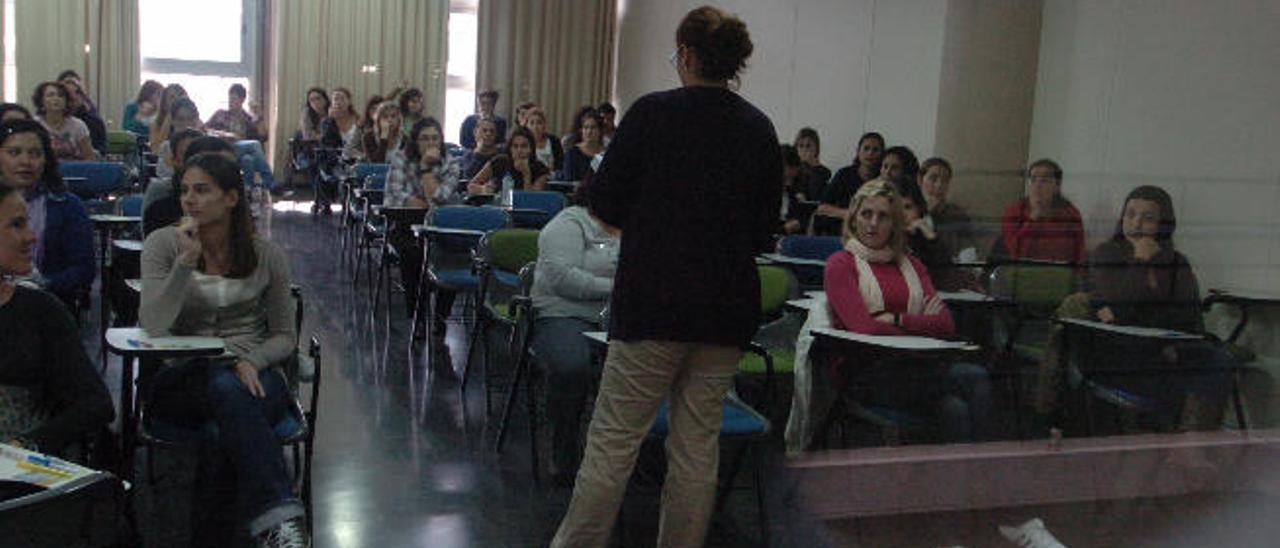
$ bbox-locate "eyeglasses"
[668,50,678,68]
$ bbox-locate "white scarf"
[843,237,925,315]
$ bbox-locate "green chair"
[988,262,1077,362]
[738,265,798,421]
[468,228,540,412]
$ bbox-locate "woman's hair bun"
[677,6,753,82]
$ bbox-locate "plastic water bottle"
[499,173,515,207]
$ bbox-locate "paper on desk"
[937,289,993,302]
[811,327,978,351]
[0,443,95,488]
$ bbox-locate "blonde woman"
[823,178,991,442]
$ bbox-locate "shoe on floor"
[998,518,1066,548]
[257,517,311,548]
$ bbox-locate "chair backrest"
[989,263,1076,318]
[779,235,843,261]
[117,194,144,217]
[758,265,790,318]
[513,190,566,215]
[60,161,126,198]
[364,172,388,191]
[486,228,540,275]
[353,162,390,181]
[431,205,510,252]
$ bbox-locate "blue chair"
[507,190,567,228]
[778,235,842,289]
[117,194,144,218]
[60,161,127,213]
[418,206,509,383]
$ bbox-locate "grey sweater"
[531,206,618,323]
[140,226,296,369]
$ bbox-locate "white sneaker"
[257,517,311,548]
[999,518,1066,548]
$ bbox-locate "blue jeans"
[530,316,602,472]
[149,360,305,536]
[234,140,275,190]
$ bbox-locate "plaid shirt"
[384,149,462,207]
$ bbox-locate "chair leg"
[753,444,769,547]
[461,308,487,397]
[714,441,750,514]
[526,363,540,486]
[146,444,156,485]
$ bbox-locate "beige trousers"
[550,339,741,548]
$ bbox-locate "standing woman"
[124,79,165,136]
[361,101,403,163]
[32,82,95,161]
[297,87,330,142]
[794,127,830,201]
[551,7,781,546]
[320,87,362,160]
[0,120,94,309]
[525,107,563,174]
[560,109,605,182]
[139,152,309,546]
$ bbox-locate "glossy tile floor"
[94,200,832,547]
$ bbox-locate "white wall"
[1029,0,1280,297]
[613,0,948,167]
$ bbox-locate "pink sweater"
[823,251,955,338]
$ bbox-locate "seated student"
[458,89,507,150]
[124,79,164,136]
[319,86,362,161]
[814,131,884,235]
[467,126,550,194]
[385,117,461,322]
[560,110,605,182]
[1035,186,1233,431]
[155,98,204,180]
[148,83,188,150]
[824,179,991,441]
[0,102,31,122]
[597,102,617,146]
[879,145,919,185]
[0,183,113,459]
[0,120,94,310]
[397,87,425,140]
[515,101,537,128]
[918,157,975,260]
[360,101,403,163]
[205,83,275,190]
[143,135,236,237]
[794,127,831,201]
[777,144,808,234]
[296,87,330,143]
[32,81,96,161]
[526,107,563,174]
[894,177,969,292]
[993,159,1085,265]
[459,117,501,181]
[139,152,309,547]
[61,79,107,155]
[531,175,619,484]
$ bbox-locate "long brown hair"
[184,152,257,278]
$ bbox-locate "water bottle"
[499,173,515,207]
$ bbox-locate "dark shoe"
[257,517,310,548]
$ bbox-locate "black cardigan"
[590,87,782,347]
[0,286,113,455]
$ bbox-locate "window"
[444,0,479,144]
[2,0,15,103]
[140,0,258,122]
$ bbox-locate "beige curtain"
[15,0,139,129]
[267,0,450,171]
[477,0,616,136]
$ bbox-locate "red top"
[824,251,955,338]
[999,198,1086,264]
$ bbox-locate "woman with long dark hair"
[551,6,781,546]
[32,82,95,161]
[139,152,307,547]
[297,87,330,142]
[794,127,830,201]
[0,119,94,309]
[814,130,885,234]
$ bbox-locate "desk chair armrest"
[742,342,775,415]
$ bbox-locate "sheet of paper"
[0,443,95,488]
[1060,318,1203,340]
[811,327,978,351]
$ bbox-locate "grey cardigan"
[531,206,618,323]
[140,226,296,369]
